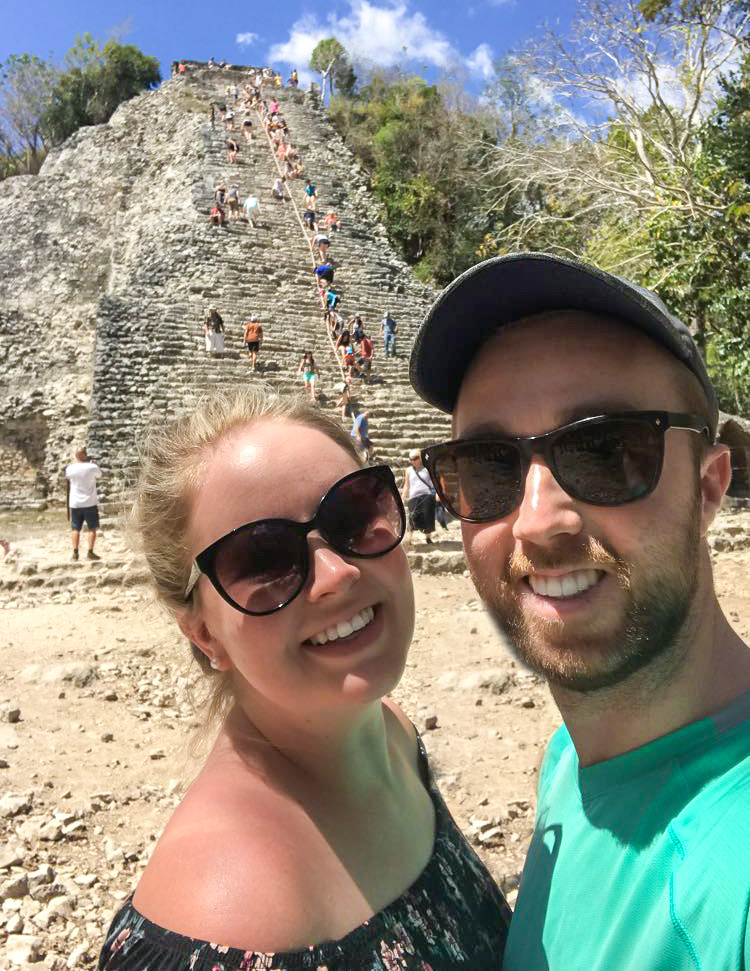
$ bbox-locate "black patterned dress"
[98,737,511,971]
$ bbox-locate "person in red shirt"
[356,333,374,383]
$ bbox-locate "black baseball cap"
[409,253,718,433]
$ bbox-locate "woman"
[348,313,365,344]
[402,448,436,544]
[296,350,318,402]
[313,230,330,262]
[203,306,225,354]
[99,389,511,970]
[226,184,241,220]
[335,328,351,356]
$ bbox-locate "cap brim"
[409,253,703,414]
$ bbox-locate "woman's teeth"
[529,569,601,599]
[308,606,375,645]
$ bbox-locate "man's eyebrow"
[458,400,640,440]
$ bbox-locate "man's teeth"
[529,569,601,599]
[309,606,375,645]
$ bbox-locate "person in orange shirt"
[242,315,264,371]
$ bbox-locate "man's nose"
[511,457,583,545]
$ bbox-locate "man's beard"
[470,503,702,693]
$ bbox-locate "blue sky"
[2,0,577,94]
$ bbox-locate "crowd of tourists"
[198,64,403,472]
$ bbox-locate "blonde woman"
[99,388,511,971]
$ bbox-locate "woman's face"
[184,420,415,719]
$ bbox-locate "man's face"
[454,313,707,693]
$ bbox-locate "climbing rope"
[254,100,347,387]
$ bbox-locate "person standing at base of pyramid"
[65,447,103,562]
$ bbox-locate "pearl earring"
[209,657,220,670]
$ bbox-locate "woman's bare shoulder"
[132,767,331,952]
[382,698,419,761]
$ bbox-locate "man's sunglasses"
[422,411,710,524]
[184,465,406,615]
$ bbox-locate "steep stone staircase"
[85,68,452,505]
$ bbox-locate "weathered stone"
[0,793,32,818]
[0,843,25,869]
[67,942,90,969]
[1,874,29,900]
[27,866,55,890]
[5,933,43,964]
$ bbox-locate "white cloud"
[487,0,515,6]
[267,1,493,80]
[466,43,495,80]
[236,32,259,47]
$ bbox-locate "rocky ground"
[0,509,749,969]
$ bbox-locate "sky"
[1,0,578,95]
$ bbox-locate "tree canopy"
[44,36,160,145]
[0,35,160,179]
[322,6,750,412]
[309,38,356,102]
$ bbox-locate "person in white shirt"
[65,447,103,561]
[401,448,436,544]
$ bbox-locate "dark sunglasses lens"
[318,469,404,555]
[431,442,523,521]
[553,418,661,503]
[212,522,307,613]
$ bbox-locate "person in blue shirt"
[409,253,750,971]
[351,409,374,462]
[380,312,397,358]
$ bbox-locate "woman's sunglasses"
[184,465,406,615]
[422,411,709,524]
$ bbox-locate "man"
[243,192,260,228]
[380,311,397,358]
[242,314,263,371]
[355,332,374,383]
[350,410,374,462]
[409,252,750,969]
[65,447,103,561]
[226,182,241,220]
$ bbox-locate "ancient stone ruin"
[0,66,452,511]
[2,65,749,513]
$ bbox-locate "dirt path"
[0,518,748,969]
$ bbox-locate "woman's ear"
[176,608,230,671]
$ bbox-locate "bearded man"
[410,253,750,970]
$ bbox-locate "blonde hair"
[130,386,361,720]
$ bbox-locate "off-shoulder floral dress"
[98,736,511,971]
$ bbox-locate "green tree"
[309,38,356,103]
[328,73,498,283]
[0,54,58,175]
[650,52,750,412]
[43,35,160,145]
